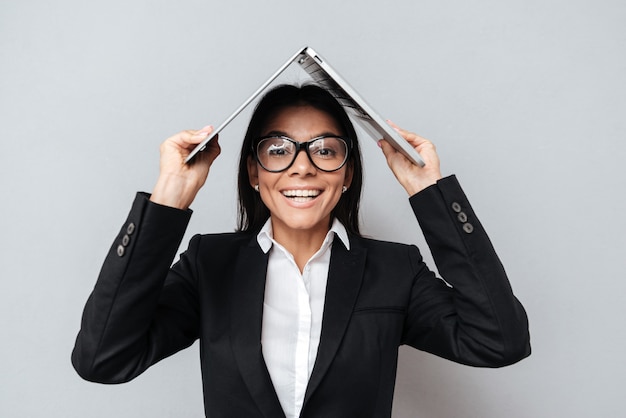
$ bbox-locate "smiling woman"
[237,84,363,239]
[71,84,531,418]
[247,105,353,269]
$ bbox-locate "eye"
[314,147,336,158]
[258,138,294,158]
[309,138,345,159]
[267,144,288,156]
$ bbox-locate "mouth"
[281,189,321,203]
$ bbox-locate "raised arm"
[72,127,219,382]
[379,125,530,366]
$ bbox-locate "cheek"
[256,170,275,186]
[256,173,280,201]
[326,178,348,205]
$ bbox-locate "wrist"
[150,174,199,210]
[403,173,442,196]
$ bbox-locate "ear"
[343,161,354,189]
[247,156,259,188]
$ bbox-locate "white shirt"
[257,218,350,418]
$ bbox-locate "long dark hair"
[236,84,363,236]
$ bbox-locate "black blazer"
[72,175,530,418]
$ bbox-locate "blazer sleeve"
[71,192,201,383]
[402,175,531,367]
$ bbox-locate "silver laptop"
[185,46,425,167]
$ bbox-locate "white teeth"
[282,190,320,198]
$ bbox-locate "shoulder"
[190,231,257,251]
[344,235,429,289]
[350,234,414,250]
[180,231,262,271]
[348,234,422,264]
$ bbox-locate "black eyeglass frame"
[252,135,353,173]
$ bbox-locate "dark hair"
[236,84,363,236]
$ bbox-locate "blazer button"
[127,223,136,235]
[117,245,125,257]
[457,212,468,223]
[462,223,474,234]
[122,234,130,247]
[451,202,462,213]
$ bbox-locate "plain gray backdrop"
[1,0,625,417]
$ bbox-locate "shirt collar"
[256,217,350,254]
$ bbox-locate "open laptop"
[185,46,425,167]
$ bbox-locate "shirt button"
[451,202,462,213]
[126,223,136,235]
[457,212,468,223]
[463,223,474,234]
[117,245,125,257]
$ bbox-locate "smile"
[282,189,321,202]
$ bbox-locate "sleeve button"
[457,212,468,223]
[451,202,462,213]
[117,245,125,257]
[122,234,130,247]
[127,223,136,235]
[463,223,474,234]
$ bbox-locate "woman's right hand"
[150,126,221,210]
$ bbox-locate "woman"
[72,84,530,418]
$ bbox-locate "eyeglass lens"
[256,136,348,172]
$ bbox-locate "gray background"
[1,0,624,417]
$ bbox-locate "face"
[247,105,353,239]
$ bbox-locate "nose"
[288,148,316,176]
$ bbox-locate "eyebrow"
[263,130,343,139]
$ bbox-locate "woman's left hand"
[378,121,443,196]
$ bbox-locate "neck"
[271,220,331,273]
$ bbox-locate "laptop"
[185,46,425,167]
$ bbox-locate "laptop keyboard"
[299,58,373,121]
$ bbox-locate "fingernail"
[387,120,400,132]
[377,140,383,148]
[195,125,212,137]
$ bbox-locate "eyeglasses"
[253,135,351,173]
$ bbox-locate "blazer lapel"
[302,237,367,406]
[229,238,285,418]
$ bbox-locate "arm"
[404,176,530,366]
[72,126,221,382]
[71,195,199,382]
[379,125,530,366]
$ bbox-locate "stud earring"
[254,185,259,192]
[342,186,348,193]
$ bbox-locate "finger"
[193,125,214,138]
[170,126,214,149]
[387,119,415,139]
[387,120,430,148]
[378,139,411,168]
[191,135,221,166]
[386,120,416,138]
[378,139,396,159]
[387,119,401,132]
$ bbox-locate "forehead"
[262,105,343,138]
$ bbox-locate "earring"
[342,186,348,193]
[254,185,259,192]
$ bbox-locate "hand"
[378,121,442,196]
[150,126,221,209]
